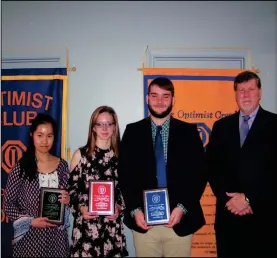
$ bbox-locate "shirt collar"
[240,105,259,119]
[150,116,171,129]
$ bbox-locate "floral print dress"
[67,146,128,257]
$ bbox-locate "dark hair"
[19,113,57,181]
[234,71,261,91]
[148,77,175,96]
[85,106,120,157]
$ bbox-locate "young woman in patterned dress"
[67,106,128,257]
[3,113,70,257]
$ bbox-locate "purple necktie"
[240,115,250,146]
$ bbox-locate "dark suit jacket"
[206,106,277,233]
[118,116,206,237]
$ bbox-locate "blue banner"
[1,68,67,258]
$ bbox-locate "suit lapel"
[143,117,156,171]
[230,111,241,150]
[167,118,179,171]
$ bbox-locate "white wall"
[2,1,277,256]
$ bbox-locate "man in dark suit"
[206,71,277,257]
[118,77,206,257]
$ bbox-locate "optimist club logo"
[48,194,57,203]
[152,194,160,204]
[98,186,106,195]
[1,140,27,173]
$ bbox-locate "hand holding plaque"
[143,188,170,225]
[106,204,120,220]
[58,186,70,205]
[88,180,115,216]
[39,187,65,225]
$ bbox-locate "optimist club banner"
[143,68,244,257]
[1,68,68,257]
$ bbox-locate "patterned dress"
[3,159,70,257]
[67,147,128,257]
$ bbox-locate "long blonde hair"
[85,106,120,157]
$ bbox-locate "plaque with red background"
[88,180,114,215]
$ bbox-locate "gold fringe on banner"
[137,46,260,73]
[65,46,73,160]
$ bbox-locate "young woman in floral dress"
[68,106,128,257]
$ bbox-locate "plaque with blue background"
[143,188,170,225]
